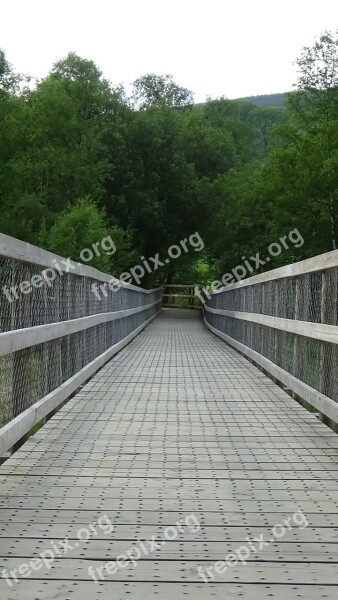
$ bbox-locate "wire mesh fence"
[204,260,338,415]
[0,235,162,433]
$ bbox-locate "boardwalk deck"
[0,308,338,599]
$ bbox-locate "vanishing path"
[0,309,338,599]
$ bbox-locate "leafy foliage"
[1,29,338,284]
[239,93,286,107]
[132,74,194,109]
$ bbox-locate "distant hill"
[238,93,287,107]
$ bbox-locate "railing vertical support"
[320,270,338,405]
[292,277,301,382]
[12,262,31,450]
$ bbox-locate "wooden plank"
[0,300,161,357]
[0,582,337,600]
[162,294,195,298]
[1,557,338,583]
[0,508,336,526]
[2,466,338,478]
[0,524,337,542]
[204,305,338,345]
[320,269,338,398]
[208,248,338,293]
[1,309,338,599]
[163,285,196,289]
[2,476,338,492]
[204,315,338,424]
[0,311,160,455]
[1,496,338,514]
[0,232,161,293]
[2,487,338,501]
[1,538,338,561]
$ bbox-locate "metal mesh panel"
[0,254,162,429]
[205,267,338,404]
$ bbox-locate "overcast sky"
[1,0,338,101]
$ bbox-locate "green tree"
[105,105,213,282]
[0,49,21,95]
[132,74,193,109]
[254,30,338,252]
[43,197,137,275]
[43,197,112,271]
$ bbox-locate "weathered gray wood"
[204,305,338,344]
[319,269,338,399]
[1,557,338,583]
[292,275,308,383]
[205,316,338,423]
[209,247,338,293]
[0,522,337,541]
[0,300,160,357]
[1,537,337,560]
[0,582,336,600]
[11,263,31,420]
[0,311,160,455]
[1,309,338,600]
[0,232,161,293]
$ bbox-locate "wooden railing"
[162,284,200,309]
[204,250,338,425]
[0,233,162,454]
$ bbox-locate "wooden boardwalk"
[1,308,338,599]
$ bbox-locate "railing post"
[273,279,279,365]
[81,277,89,367]
[320,270,338,402]
[51,277,62,390]
[66,273,71,375]
[12,262,31,419]
[292,277,302,383]
[74,276,82,374]
[12,262,31,450]
[45,277,62,420]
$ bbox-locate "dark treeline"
[1,29,338,285]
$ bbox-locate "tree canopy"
[1,29,338,285]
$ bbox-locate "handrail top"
[0,232,161,294]
[208,248,338,295]
[163,284,197,288]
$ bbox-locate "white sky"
[1,0,338,101]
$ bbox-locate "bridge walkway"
[0,309,338,599]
